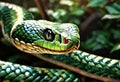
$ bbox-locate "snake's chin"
[11,38,79,55]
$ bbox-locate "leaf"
[105,3,120,15]
[111,44,120,53]
[111,29,120,39]
[28,7,39,14]
[71,7,84,16]
[87,0,107,7]
[103,3,120,19]
[102,14,120,19]
[81,30,114,51]
[93,44,103,51]
[113,3,120,11]
[69,17,81,25]
[105,6,120,14]
[53,9,67,19]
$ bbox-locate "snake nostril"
[59,35,69,44]
[64,38,69,44]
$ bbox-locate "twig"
[33,54,120,82]
[80,12,102,33]
[34,0,49,20]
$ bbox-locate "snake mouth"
[33,37,80,54]
[12,37,79,55]
[38,39,80,54]
[12,38,79,55]
[36,44,79,55]
[46,41,80,54]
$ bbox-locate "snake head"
[11,20,80,54]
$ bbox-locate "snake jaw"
[10,20,80,54]
[11,38,79,55]
[32,37,80,54]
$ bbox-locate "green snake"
[0,2,120,82]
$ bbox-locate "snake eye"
[43,28,55,41]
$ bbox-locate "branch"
[34,54,120,82]
[34,0,49,20]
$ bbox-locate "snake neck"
[0,2,33,40]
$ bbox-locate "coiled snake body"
[0,2,120,82]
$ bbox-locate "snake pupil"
[43,28,55,41]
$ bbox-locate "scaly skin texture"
[0,61,80,82]
[0,2,80,82]
[0,2,120,82]
[44,51,120,79]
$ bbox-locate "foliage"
[28,0,120,55]
[87,0,107,7]
[47,0,84,25]
[1,0,120,63]
[81,30,113,51]
[84,0,120,53]
[103,3,120,19]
